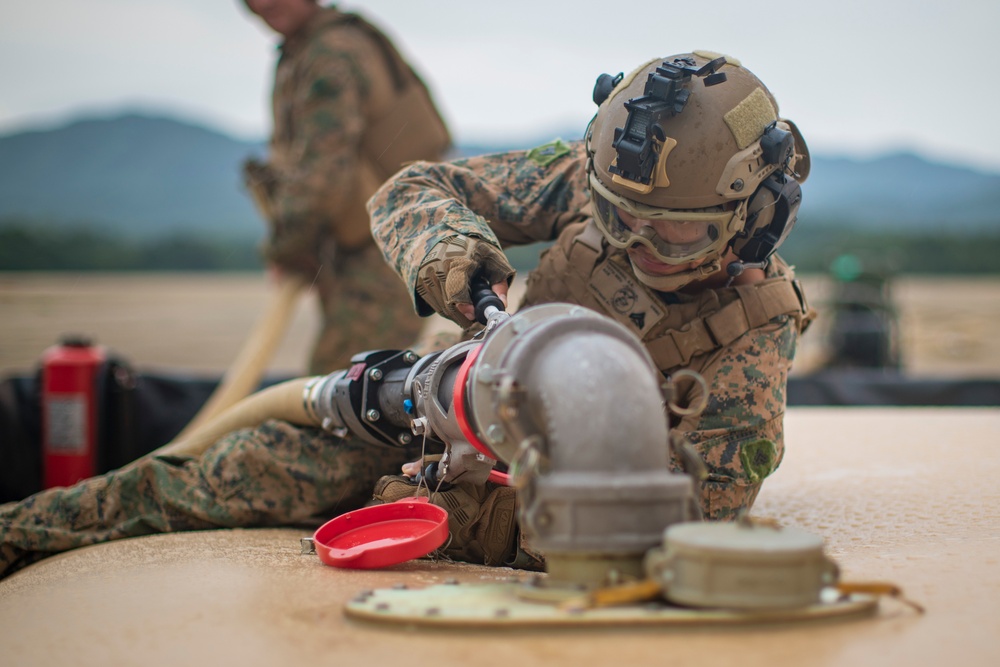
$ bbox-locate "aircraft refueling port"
[340,518,924,627]
[293,286,921,628]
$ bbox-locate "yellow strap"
[837,581,925,614]
[559,578,664,612]
[557,577,924,615]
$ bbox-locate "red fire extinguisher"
[41,335,106,488]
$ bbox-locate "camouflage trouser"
[701,479,763,521]
[0,420,420,580]
[309,243,425,375]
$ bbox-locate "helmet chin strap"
[629,257,722,292]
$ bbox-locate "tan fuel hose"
[172,273,307,443]
[150,376,321,459]
[158,159,415,454]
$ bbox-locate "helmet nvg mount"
[586,51,810,291]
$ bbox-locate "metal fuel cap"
[644,520,840,610]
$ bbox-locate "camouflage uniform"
[369,139,813,521]
[0,140,810,580]
[244,7,450,373]
[0,421,422,579]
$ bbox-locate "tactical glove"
[415,236,515,328]
[371,474,543,569]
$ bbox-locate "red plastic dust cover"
[313,498,449,569]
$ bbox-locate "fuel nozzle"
[470,275,509,335]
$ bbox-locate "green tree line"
[778,226,1000,274]
[0,221,262,271]
[2,218,999,274]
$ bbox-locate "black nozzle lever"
[470,276,505,326]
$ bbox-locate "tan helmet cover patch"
[724,87,778,150]
[692,49,741,67]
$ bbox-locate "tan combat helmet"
[586,51,810,291]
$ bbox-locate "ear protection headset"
[727,123,804,277]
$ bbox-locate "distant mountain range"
[0,115,265,240]
[1,113,997,240]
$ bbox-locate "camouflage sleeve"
[675,316,799,518]
[368,139,591,307]
[262,30,371,273]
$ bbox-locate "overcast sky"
[2,0,999,172]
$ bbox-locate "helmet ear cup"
[731,172,802,266]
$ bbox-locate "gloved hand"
[415,235,515,328]
[371,474,538,568]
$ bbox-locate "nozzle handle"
[471,276,505,325]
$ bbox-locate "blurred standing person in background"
[240,0,451,373]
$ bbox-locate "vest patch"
[740,438,778,484]
[588,257,665,338]
[527,139,572,167]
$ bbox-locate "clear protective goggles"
[589,172,746,265]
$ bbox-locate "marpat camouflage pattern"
[0,421,421,578]
[369,140,812,521]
